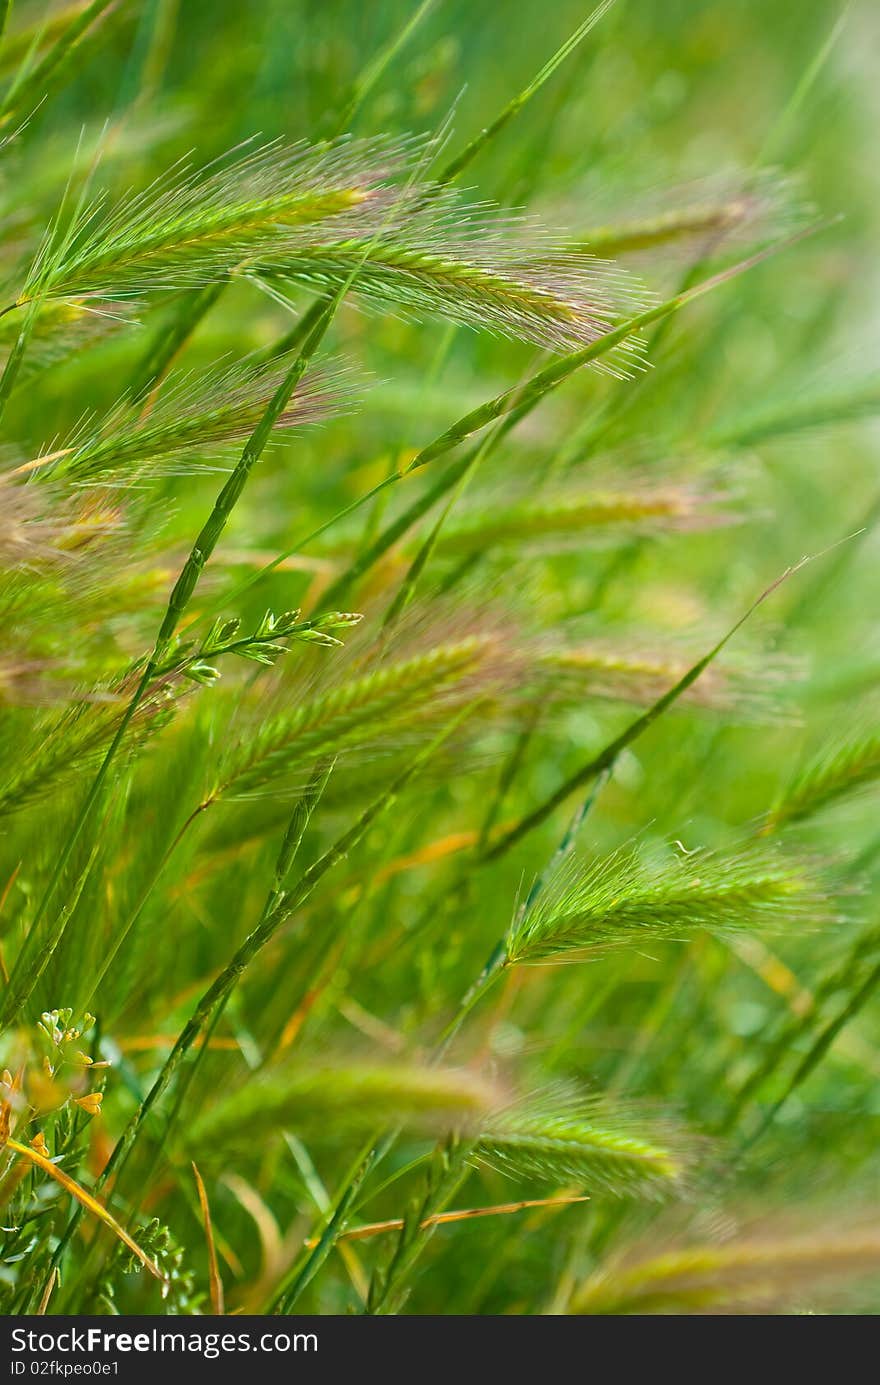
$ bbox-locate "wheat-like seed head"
[541,634,800,723]
[506,840,831,964]
[572,167,809,262]
[15,135,648,362]
[51,353,357,486]
[766,726,880,831]
[214,608,522,800]
[435,474,738,557]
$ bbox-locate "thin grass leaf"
[366,1135,469,1314]
[191,1161,224,1314]
[437,0,619,183]
[0,1,66,74]
[313,1195,590,1245]
[332,0,439,137]
[743,957,880,1149]
[711,374,880,448]
[721,922,880,1133]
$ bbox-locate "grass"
[0,0,878,1317]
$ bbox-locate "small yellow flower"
[27,1068,65,1115]
[74,1092,103,1117]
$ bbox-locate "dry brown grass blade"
[192,1160,225,1313]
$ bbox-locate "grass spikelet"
[572,1221,880,1314]
[474,1091,694,1199]
[213,613,517,800]
[765,727,880,831]
[435,473,736,557]
[46,353,355,485]
[506,841,828,964]
[542,636,798,722]
[190,1061,505,1150]
[258,205,649,360]
[576,167,806,260]
[0,682,172,821]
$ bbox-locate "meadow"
[0,0,879,1315]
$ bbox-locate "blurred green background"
[3,0,880,1313]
